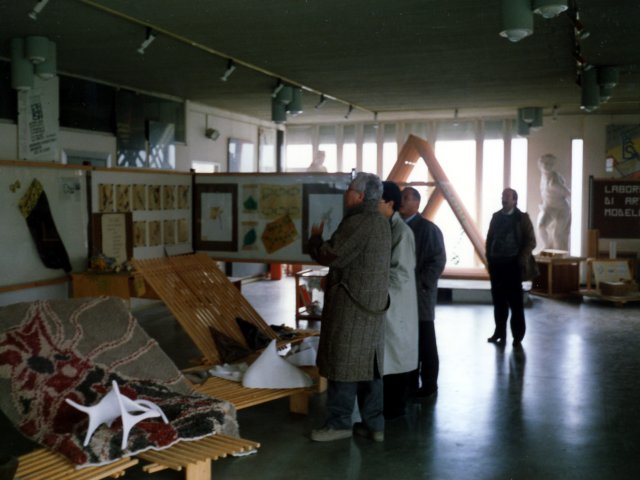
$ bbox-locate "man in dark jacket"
[309,172,391,442]
[399,187,446,399]
[485,188,536,347]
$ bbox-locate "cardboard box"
[599,280,637,296]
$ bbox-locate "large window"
[382,124,398,180]
[282,119,532,269]
[511,138,528,208]
[285,126,313,171]
[433,140,478,268]
[570,139,584,256]
[482,139,504,235]
[343,125,357,173]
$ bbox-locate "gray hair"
[350,172,383,203]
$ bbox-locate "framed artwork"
[91,213,133,264]
[194,183,238,251]
[163,185,176,210]
[302,184,345,253]
[133,184,147,210]
[116,184,131,212]
[133,220,147,247]
[148,220,162,246]
[177,185,190,209]
[177,218,189,243]
[163,219,176,245]
[148,185,161,210]
[98,183,114,212]
[228,138,255,172]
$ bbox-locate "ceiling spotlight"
[271,98,287,124]
[571,11,591,40]
[272,80,284,98]
[287,87,303,116]
[220,59,236,82]
[499,0,533,42]
[517,107,544,135]
[597,66,619,89]
[580,67,600,113]
[533,0,568,19]
[344,104,353,119]
[315,94,327,109]
[137,27,157,55]
[28,0,50,20]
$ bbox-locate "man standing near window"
[400,187,446,400]
[485,188,536,347]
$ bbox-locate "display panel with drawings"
[91,168,192,261]
[195,173,350,262]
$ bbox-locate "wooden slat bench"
[131,254,319,414]
[16,433,260,480]
[138,434,260,480]
[16,449,138,480]
[193,375,311,415]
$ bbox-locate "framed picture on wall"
[194,183,238,251]
[302,183,345,253]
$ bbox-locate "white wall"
[0,122,18,160]
[184,101,273,172]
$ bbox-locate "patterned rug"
[0,297,238,467]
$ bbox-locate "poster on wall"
[194,184,238,251]
[302,184,344,253]
[91,213,133,265]
[606,125,640,178]
[194,173,350,262]
[589,178,640,238]
[18,77,59,161]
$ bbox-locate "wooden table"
[71,272,159,299]
[531,255,584,297]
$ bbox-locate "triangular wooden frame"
[386,134,488,268]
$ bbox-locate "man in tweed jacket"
[308,172,391,442]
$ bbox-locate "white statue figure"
[307,150,328,172]
[66,380,167,450]
[537,153,571,251]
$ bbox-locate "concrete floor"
[3,277,640,479]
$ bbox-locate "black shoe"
[414,387,438,400]
[487,335,504,344]
[384,409,406,421]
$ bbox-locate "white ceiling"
[2,0,639,124]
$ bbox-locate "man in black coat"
[400,187,446,399]
[485,188,536,347]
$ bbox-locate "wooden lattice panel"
[132,254,277,365]
[16,449,138,480]
[138,434,260,473]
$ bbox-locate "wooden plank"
[386,134,487,268]
[0,275,68,294]
[16,449,138,480]
[138,434,260,474]
[193,376,308,410]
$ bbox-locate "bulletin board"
[91,168,193,261]
[195,173,350,262]
[0,160,89,287]
[589,177,640,239]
